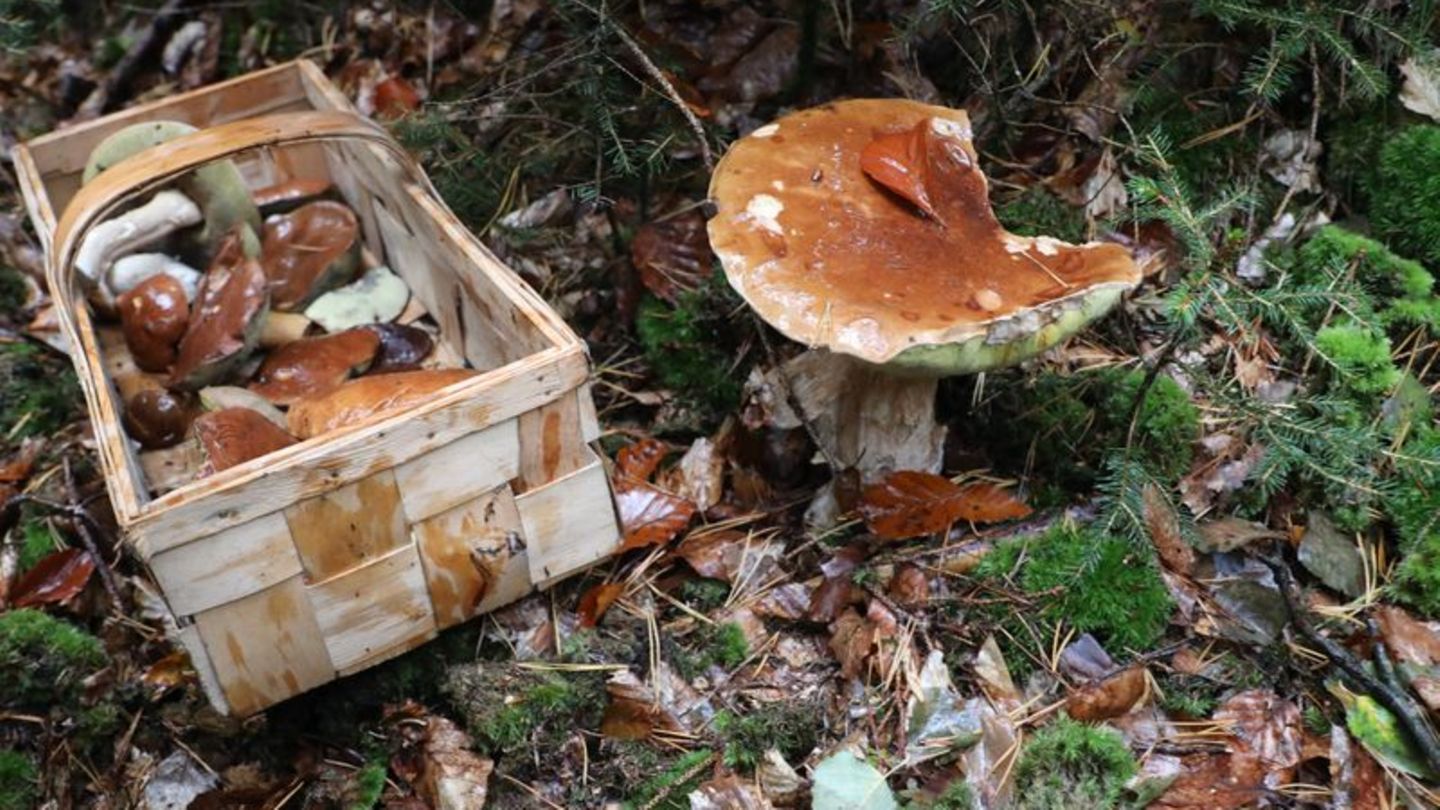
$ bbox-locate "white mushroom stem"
[783,349,945,481]
[74,190,202,284]
[104,253,201,303]
[259,310,313,348]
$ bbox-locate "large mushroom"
[261,200,362,311]
[708,99,1140,480]
[169,227,269,390]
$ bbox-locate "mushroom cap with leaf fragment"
[707,98,1140,375]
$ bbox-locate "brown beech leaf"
[614,438,672,489]
[806,576,853,624]
[141,650,195,694]
[375,75,422,119]
[1143,483,1194,575]
[888,562,930,608]
[860,471,1031,540]
[1066,665,1147,721]
[13,548,96,607]
[860,120,939,221]
[631,211,712,302]
[578,582,625,628]
[1150,752,1267,809]
[0,438,42,483]
[615,485,696,552]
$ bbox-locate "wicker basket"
[11,61,621,716]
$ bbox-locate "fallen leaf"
[860,472,1030,540]
[12,548,96,607]
[807,576,854,624]
[418,716,492,810]
[0,437,42,483]
[887,563,929,608]
[1143,483,1194,575]
[577,582,625,627]
[375,75,421,118]
[1333,682,1438,779]
[811,749,897,810]
[615,486,696,552]
[1330,725,1385,810]
[829,609,888,680]
[1213,690,1302,784]
[615,438,672,489]
[1058,634,1115,682]
[689,774,774,809]
[1297,512,1366,598]
[631,212,712,302]
[974,635,1020,704]
[1066,665,1147,721]
[600,666,711,740]
[675,529,784,584]
[141,651,195,695]
[752,582,812,620]
[144,751,220,810]
[905,650,983,765]
[1400,54,1440,123]
[674,437,724,511]
[1195,516,1283,553]
[860,120,938,220]
[757,750,804,805]
[1149,752,1266,809]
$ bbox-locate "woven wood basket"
[11,61,621,716]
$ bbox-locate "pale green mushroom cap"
[707,99,1140,376]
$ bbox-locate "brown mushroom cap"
[363,323,434,374]
[122,388,197,450]
[286,368,476,439]
[170,228,270,390]
[117,273,189,373]
[707,99,1140,375]
[261,200,361,311]
[252,178,334,214]
[249,328,381,406]
[193,407,298,475]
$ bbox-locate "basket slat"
[516,457,620,586]
[307,543,437,674]
[413,483,529,629]
[393,419,520,523]
[286,470,410,581]
[149,512,302,616]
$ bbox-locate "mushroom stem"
[259,311,313,348]
[786,350,945,480]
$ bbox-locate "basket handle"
[47,110,434,340]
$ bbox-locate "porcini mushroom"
[249,328,381,406]
[198,386,287,428]
[708,99,1139,479]
[286,368,476,439]
[363,322,434,373]
[252,178,334,214]
[170,227,269,390]
[193,407,298,475]
[261,200,362,310]
[84,120,261,255]
[303,265,410,332]
[122,388,198,450]
[117,273,189,372]
[107,253,202,304]
[73,190,202,288]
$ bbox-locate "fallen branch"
[74,0,190,120]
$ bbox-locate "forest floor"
[5,1,1440,808]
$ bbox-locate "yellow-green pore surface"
[707,99,1139,375]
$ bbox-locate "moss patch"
[0,608,105,709]
[1370,125,1440,267]
[443,663,607,756]
[0,342,81,440]
[1315,324,1400,401]
[994,186,1087,243]
[714,700,818,773]
[1295,226,1440,331]
[0,749,38,810]
[636,286,742,420]
[1011,716,1137,810]
[975,522,1173,652]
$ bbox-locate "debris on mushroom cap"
[249,329,381,406]
[118,273,189,373]
[252,178,334,214]
[198,386,286,428]
[83,120,261,253]
[193,407,298,475]
[303,265,410,332]
[261,200,362,311]
[74,190,202,286]
[706,99,1141,374]
[286,368,477,439]
[170,227,269,391]
[106,253,201,304]
[364,322,434,374]
[122,388,198,450]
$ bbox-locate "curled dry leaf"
[860,471,1031,540]
[12,548,96,607]
[194,407,298,475]
[887,562,930,608]
[249,329,380,406]
[614,486,696,552]
[689,775,774,810]
[615,437,672,488]
[674,437,724,511]
[631,211,712,302]
[140,650,194,694]
[1149,752,1267,810]
[577,582,625,628]
[860,119,940,220]
[674,529,781,584]
[1143,483,1194,575]
[375,75,422,119]
[1065,665,1147,721]
[286,368,477,439]
[1213,690,1302,786]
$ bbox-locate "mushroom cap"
[117,273,189,373]
[707,99,1140,375]
[193,407,298,475]
[122,388,197,450]
[261,200,361,311]
[169,228,269,390]
[249,328,380,406]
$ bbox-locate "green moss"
[444,664,606,755]
[623,749,712,810]
[975,523,1173,651]
[348,762,386,810]
[995,186,1087,243]
[1296,226,1440,331]
[1392,532,1440,616]
[0,265,28,314]
[970,367,1199,490]
[636,288,742,418]
[678,578,730,612]
[0,750,38,810]
[1314,324,1400,400]
[1324,103,1393,209]
[0,608,105,709]
[674,621,750,680]
[714,701,818,773]
[0,342,81,440]
[1371,125,1440,266]
[16,517,57,573]
[1012,717,1137,810]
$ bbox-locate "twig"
[74,0,191,119]
[1125,335,1182,450]
[1264,556,1440,775]
[608,20,713,173]
[63,459,123,608]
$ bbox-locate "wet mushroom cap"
[193,407,298,475]
[707,99,1140,375]
[117,273,189,373]
[249,328,381,406]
